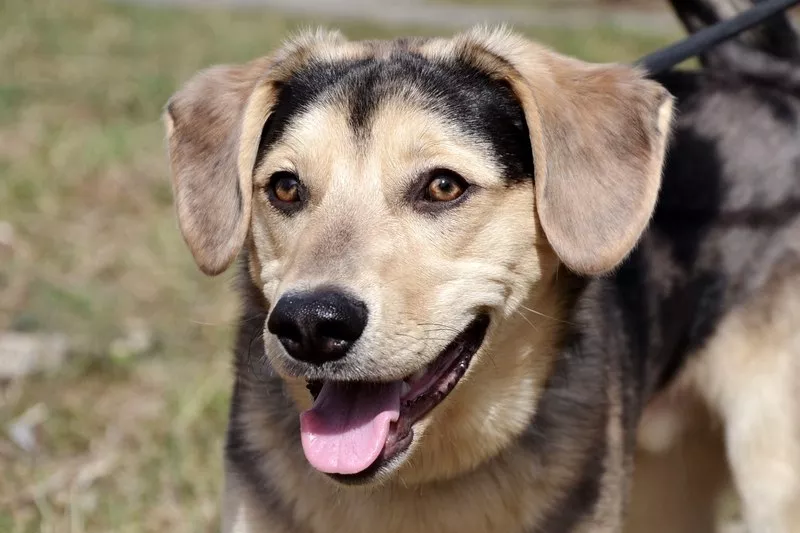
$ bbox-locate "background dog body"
[626,67,800,531]
[164,5,800,532]
[628,3,800,531]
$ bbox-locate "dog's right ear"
[164,57,277,276]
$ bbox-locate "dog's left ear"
[461,30,674,275]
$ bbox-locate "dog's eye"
[423,171,468,203]
[267,171,302,208]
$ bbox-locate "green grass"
[0,1,674,531]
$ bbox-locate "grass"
[0,0,674,531]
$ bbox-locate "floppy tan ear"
[531,60,673,275]
[163,57,277,276]
[458,29,674,275]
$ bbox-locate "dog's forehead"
[257,45,534,181]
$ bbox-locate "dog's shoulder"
[655,69,800,217]
[653,68,800,303]
[588,69,800,398]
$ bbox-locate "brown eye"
[267,171,304,212]
[424,172,468,203]
[272,174,299,202]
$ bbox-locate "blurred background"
[0,0,698,531]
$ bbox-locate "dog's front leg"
[694,275,800,533]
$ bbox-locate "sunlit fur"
[165,24,800,533]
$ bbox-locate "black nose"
[267,289,368,365]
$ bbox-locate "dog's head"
[164,27,672,486]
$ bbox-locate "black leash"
[635,0,800,75]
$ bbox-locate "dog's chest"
[257,447,549,533]
[301,473,543,533]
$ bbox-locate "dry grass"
[0,1,672,531]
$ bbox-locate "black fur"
[226,6,800,529]
[523,38,800,525]
[254,52,534,183]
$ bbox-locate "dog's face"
[165,28,672,485]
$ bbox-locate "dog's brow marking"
[261,52,533,187]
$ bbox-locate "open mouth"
[298,314,490,482]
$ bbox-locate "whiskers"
[516,303,573,326]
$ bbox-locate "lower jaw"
[321,314,491,485]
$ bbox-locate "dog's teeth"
[401,382,411,396]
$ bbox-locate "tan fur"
[584,369,628,533]
[251,90,566,480]
[422,27,675,275]
[165,57,272,275]
[229,297,582,533]
[629,381,731,533]
[164,29,356,275]
[162,25,800,533]
[166,26,673,279]
[237,28,666,488]
[689,268,800,533]
[633,266,800,533]
[627,428,732,533]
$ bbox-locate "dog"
[163,1,800,530]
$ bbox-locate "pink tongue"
[300,381,401,475]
